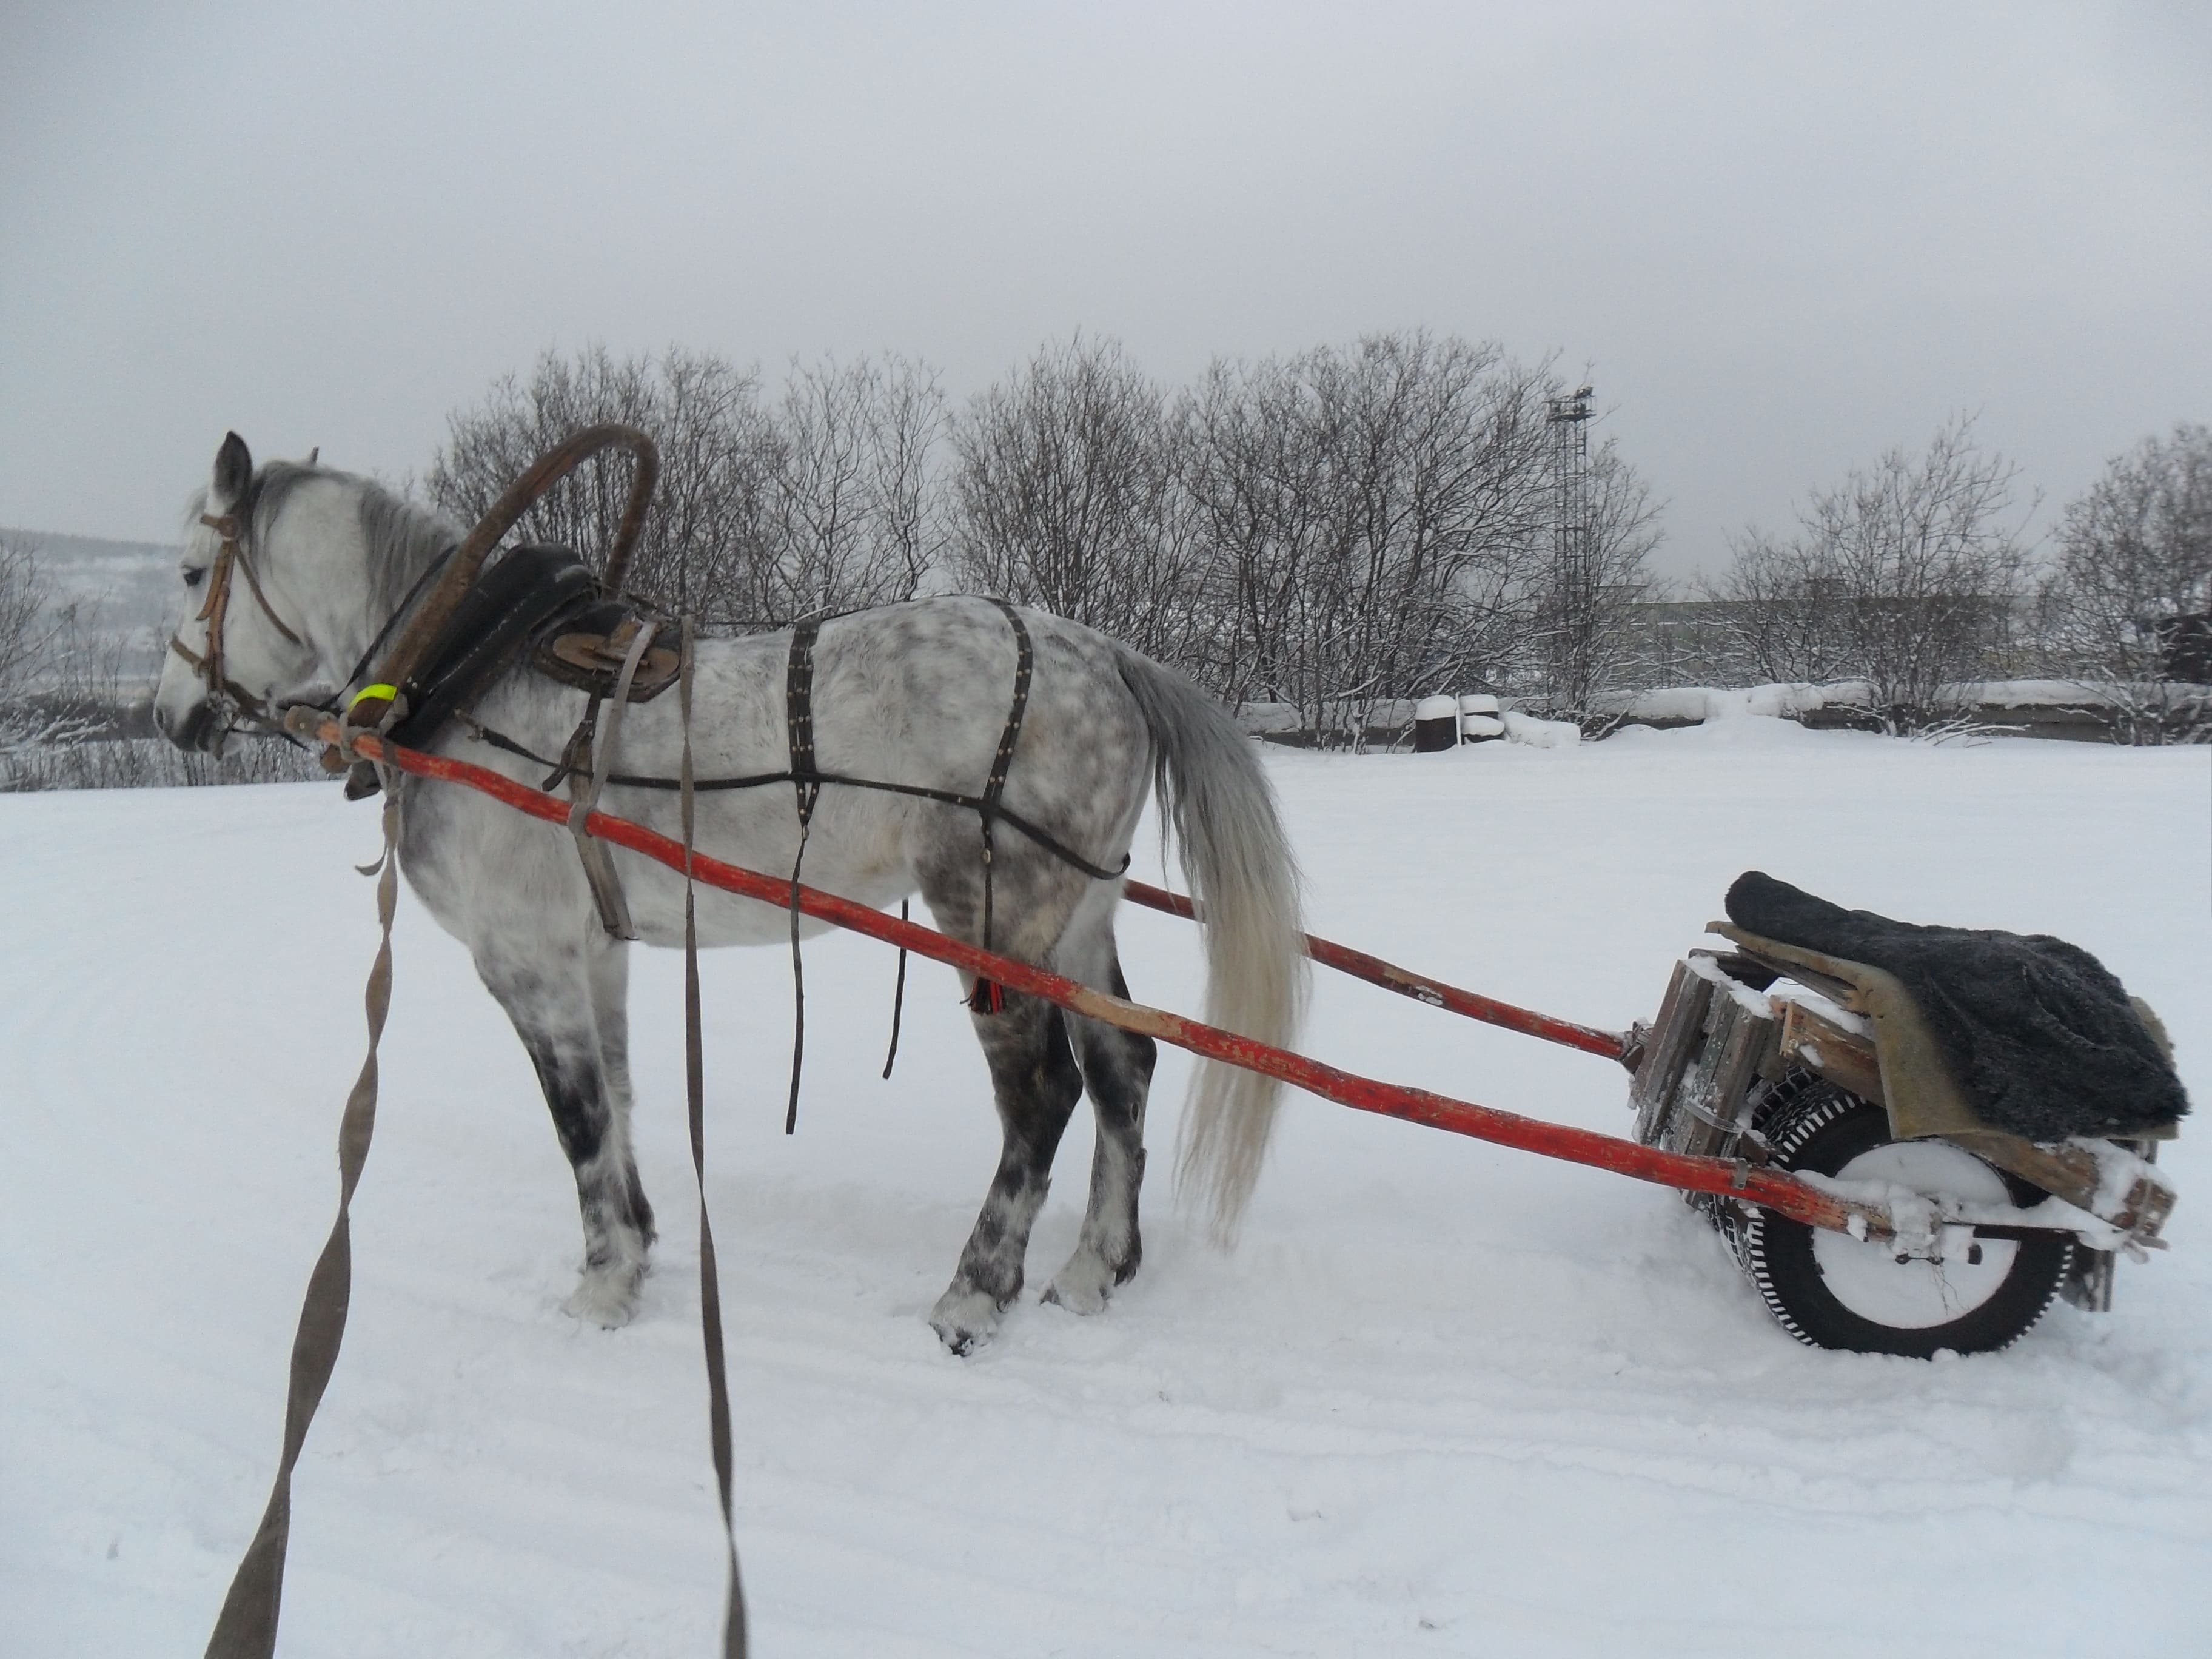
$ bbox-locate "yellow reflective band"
[350,683,398,709]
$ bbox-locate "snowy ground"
[5,720,2209,1657]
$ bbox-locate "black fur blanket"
[1726,871,2188,1141]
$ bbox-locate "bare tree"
[2042,422,2212,674]
[947,336,1201,666]
[429,345,769,614]
[2034,421,2212,743]
[1701,529,1863,688]
[1181,333,1558,738]
[1178,354,1336,709]
[432,346,947,628]
[739,354,946,625]
[1703,416,2035,728]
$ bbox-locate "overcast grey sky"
[2,1,2205,578]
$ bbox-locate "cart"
[1623,926,2176,1355]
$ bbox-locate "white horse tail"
[1113,649,1309,1243]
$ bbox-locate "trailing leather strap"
[565,619,662,939]
[880,899,910,1080]
[681,618,751,1659]
[782,616,823,1135]
[204,783,401,1659]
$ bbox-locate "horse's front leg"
[474,932,655,1327]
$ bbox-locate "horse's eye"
[183,568,207,589]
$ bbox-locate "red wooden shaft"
[324,724,1878,1241]
[1121,878,1630,1062]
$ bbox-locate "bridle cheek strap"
[169,510,308,728]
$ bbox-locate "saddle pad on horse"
[1723,870,2188,1142]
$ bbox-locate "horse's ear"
[212,431,253,506]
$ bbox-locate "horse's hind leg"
[1044,918,1157,1314]
[474,931,655,1327]
[930,992,1085,1355]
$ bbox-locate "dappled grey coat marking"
[155,435,1307,1352]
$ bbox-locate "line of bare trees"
[431,334,1664,738]
[427,341,2205,746]
[1680,416,2210,737]
[428,346,946,627]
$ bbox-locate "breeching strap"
[776,601,1039,1122]
[968,598,1034,1015]
[682,617,751,1658]
[204,783,401,1659]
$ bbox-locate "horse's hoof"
[1042,1257,1114,1315]
[1046,1238,1141,1315]
[928,1287,1002,1355]
[564,1269,642,1329]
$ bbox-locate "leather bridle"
[169,508,309,728]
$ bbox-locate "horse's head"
[155,432,349,753]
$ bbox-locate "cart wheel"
[1740,1082,2074,1357]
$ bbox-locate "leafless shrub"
[732,354,945,626]
[431,346,945,628]
[1179,333,1562,739]
[428,346,769,614]
[0,535,66,700]
[947,337,1199,666]
[2034,422,2212,743]
[1702,416,2035,731]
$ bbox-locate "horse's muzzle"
[156,697,225,754]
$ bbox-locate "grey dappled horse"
[155,435,1306,1353]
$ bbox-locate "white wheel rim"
[1808,1140,2019,1329]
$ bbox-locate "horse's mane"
[190,460,462,623]
[350,475,462,620]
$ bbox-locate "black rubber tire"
[1740,1082,2074,1358]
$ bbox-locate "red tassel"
[967,979,1005,1015]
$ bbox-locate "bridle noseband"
[169,508,307,727]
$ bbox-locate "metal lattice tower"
[1546,385,1596,711]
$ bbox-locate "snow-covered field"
[5,720,2208,1657]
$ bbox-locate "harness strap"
[680,618,751,1659]
[335,543,458,711]
[782,616,824,1134]
[880,898,911,1079]
[223,532,305,649]
[457,719,1129,882]
[203,783,400,1659]
[565,620,661,939]
[169,508,309,741]
[969,599,1035,1013]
